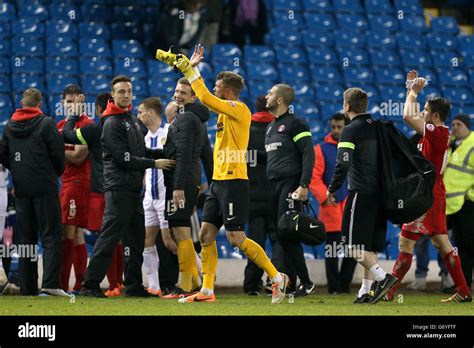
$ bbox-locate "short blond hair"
[216,71,245,94]
[344,88,368,114]
[22,88,42,107]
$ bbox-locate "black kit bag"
[277,202,326,246]
[376,120,436,224]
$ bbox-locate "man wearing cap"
[444,114,474,291]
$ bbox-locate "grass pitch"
[0,292,472,316]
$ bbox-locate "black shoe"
[353,293,372,304]
[79,287,106,298]
[125,288,152,297]
[294,282,316,297]
[369,274,398,304]
[247,290,260,296]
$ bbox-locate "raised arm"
[403,70,426,135]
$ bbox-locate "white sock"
[358,279,373,297]
[369,264,387,281]
[201,288,214,296]
[143,246,160,291]
[271,273,283,284]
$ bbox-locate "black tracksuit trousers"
[16,193,62,295]
[84,191,145,294]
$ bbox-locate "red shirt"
[57,114,94,184]
[418,123,450,196]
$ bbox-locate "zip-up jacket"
[62,115,106,193]
[328,113,379,193]
[101,101,163,192]
[0,107,65,198]
[265,110,314,186]
[163,103,204,189]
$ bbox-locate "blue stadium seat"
[365,0,393,13]
[212,63,245,77]
[303,13,336,31]
[197,62,213,79]
[46,37,78,57]
[311,65,342,83]
[427,33,458,51]
[420,85,441,99]
[307,46,338,65]
[244,45,275,63]
[461,51,474,69]
[79,39,111,57]
[288,82,314,98]
[273,10,305,29]
[278,64,309,82]
[293,100,319,118]
[273,0,303,11]
[81,3,109,22]
[302,0,332,12]
[336,47,369,66]
[374,66,405,84]
[47,20,78,39]
[0,94,13,115]
[12,19,45,38]
[319,102,342,121]
[0,39,10,56]
[112,40,144,58]
[113,5,144,22]
[79,22,110,40]
[0,3,17,21]
[367,13,399,32]
[275,46,307,64]
[398,15,428,33]
[0,22,11,38]
[458,36,474,54]
[0,76,10,93]
[46,57,79,75]
[442,86,473,104]
[246,63,278,80]
[0,57,10,74]
[12,57,44,74]
[334,30,366,48]
[430,16,459,35]
[143,6,160,23]
[314,84,344,101]
[47,75,80,94]
[360,84,380,100]
[416,68,438,85]
[302,30,333,47]
[366,30,397,50]
[432,50,461,69]
[114,58,146,78]
[336,13,368,31]
[148,76,179,97]
[132,79,149,96]
[19,2,48,21]
[378,84,408,102]
[393,0,424,16]
[400,49,432,68]
[248,81,274,98]
[110,22,143,40]
[370,50,400,67]
[12,74,45,93]
[343,66,374,84]
[211,44,242,64]
[333,0,363,13]
[397,32,427,50]
[81,76,110,94]
[267,28,303,46]
[147,60,175,78]
[80,57,112,76]
[49,3,80,21]
[12,37,44,57]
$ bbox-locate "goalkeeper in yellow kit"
[156,44,289,304]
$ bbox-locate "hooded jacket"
[248,111,274,205]
[0,107,65,198]
[101,101,163,192]
[196,104,214,182]
[164,103,205,189]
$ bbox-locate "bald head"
[165,101,178,123]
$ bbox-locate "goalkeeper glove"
[156,46,180,69]
[175,55,201,83]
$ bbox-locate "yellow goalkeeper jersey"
[191,77,251,181]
